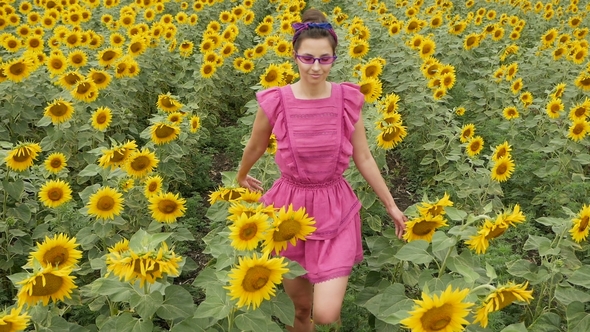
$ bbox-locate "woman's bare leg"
[283,277,314,332]
[312,276,349,327]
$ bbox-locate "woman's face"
[293,37,334,85]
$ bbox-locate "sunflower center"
[97,196,115,211]
[273,219,301,242]
[158,199,177,213]
[239,223,258,240]
[96,112,107,124]
[111,149,126,162]
[412,221,439,236]
[131,156,150,171]
[47,188,64,201]
[496,148,507,158]
[573,124,584,135]
[50,158,63,168]
[353,45,365,55]
[222,190,242,201]
[9,62,26,75]
[63,73,82,85]
[466,36,476,46]
[496,163,508,175]
[148,182,158,191]
[241,266,271,292]
[580,77,590,87]
[49,102,68,116]
[130,42,142,53]
[72,55,84,64]
[155,125,175,138]
[264,70,278,82]
[579,216,589,231]
[12,149,32,162]
[365,65,378,77]
[0,321,14,331]
[420,303,453,331]
[550,104,560,112]
[102,51,117,61]
[76,82,91,94]
[495,291,518,310]
[470,141,481,152]
[486,225,507,239]
[31,273,63,296]
[44,246,69,267]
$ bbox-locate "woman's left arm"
[351,116,407,238]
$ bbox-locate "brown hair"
[292,8,337,53]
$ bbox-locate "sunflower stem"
[437,245,453,278]
[2,169,9,221]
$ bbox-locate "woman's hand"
[386,205,407,239]
[238,175,264,192]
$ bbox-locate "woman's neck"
[291,81,331,99]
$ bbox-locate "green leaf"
[362,283,414,325]
[528,312,562,332]
[2,179,24,200]
[446,255,480,284]
[567,266,590,289]
[129,289,163,319]
[90,278,133,302]
[115,313,154,332]
[536,217,566,227]
[194,284,233,321]
[284,259,307,279]
[270,291,294,326]
[555,283,590,305]
[156,285,196,320]
[358,190,377,209]
[523,235,560,256]
[506,259,551,285]
[32,224,50,239]
[205,201,231,222]
[485,263,497,281]
[8,204,31,223]
[501,322,528,332]
[170,317,212,332]
[394,240,433,265]
[365,214,382,232]
[234,309,270,331]
[444,207,467,221]
[431,231,456,253]
[78,164,102,177]
[192,267,222,289]
[567,301,590,332]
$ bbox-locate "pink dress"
[256,82,365,283]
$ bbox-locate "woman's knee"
[312,307,341,326]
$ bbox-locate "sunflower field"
[1,0,590,330]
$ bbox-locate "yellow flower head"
[466,136,484,157]
[416,193,454,217]
[228,212,270,251]
[474,282,534,327]
[87,186,124,220]
[28,233,82,269]
[465,218,509,254]
[125,148,159,178]
[570,204,590,243]
[150,123,180,145]
[44,98,74,124]
[38,179,73,208]
[460,123,475,143]
[491,156,515,182]
[148,191,187,223]
[403,213,448,242]
[0,307,30,331]
[568,119,590,141]
[44,152,67,173]
[262,204,316,255]
[143,174,163,198]
[98,140,137,168]
[5,142,42,172]
[91,107,112,131]
[17,266,77,306]
[157,94,183,112]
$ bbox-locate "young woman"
[237,8,407,331]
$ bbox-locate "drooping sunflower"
[44,152,67,173]
[568,119,590,141]
[150,122,180,145]
[225,254,289,309]
[238,190,264,204]
[28,233,82,269]
[377,125,407,149]
[228,212,270,251]
[189,115,201,133]
[87,68,111,90]
[465,219,508,254]
[143,174,163,197]
[403,213,448,243]
[262,204,316,255]
[124,148,159,178]
[491,156,515,182]
[87,186,124,220]
[348,37,370,59]
[416,193,454,217]
[148,191,187,223]
[44,98,74,124]
[459,123,475,143]
[71,79,99,103]
[503,106,519,120]
[466,136,484,157]
[492,141,512,161]
[98,140,137,168]
[400,285,474,332]
[38,179,73,208]
[546,98,564,118]
[570,204,590,243]
[157,94,183,112]
[209,186,246,205]
[0,307,30,331]
[17,266,77,306]
[5,142,42,172]
[259,64,284,89]
[91,107,112,131]
[474,282,534,328]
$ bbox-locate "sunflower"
[416,193,454,217]
[150,122,180,145]
[57,71,84,89]
[455,107,466,116]
[492,27,505,41]
[491,156,515,182]
[225,254,289,309]
[441,72,456,90]
[209,186,246,204]
[228,212,270,251]
[501,105,519,120]
[348,38,370,59]
[403,213,448,243]
[44,152,67,173]
[553,46,566,60]
[267,133,277,154]
[125,148,159,178]
[419,39,436,59]
[0,307,30,331]
[378,93,400,114]
[148,191,187,223]
[91,107,112,131]
[570,204,590,243]
[157,94,183,112]
[5,142,42,172]
[28,233,81,269]
[25,35,43,52]
[463,33,481,50]
[128,37,147,57]
[459,123,475,143]
[106,242,182,289]
[491,141,512,161]
[87,69,111,90]
[3,57,34,83]
[239,59,255,73]
[262,204,316,255]
[474,282,534,328]
[568,100,589,121]
[377,125,407,149]
[200,61,216,78]
[44,98,74,124]
[400,285,473,332]
[465,219,509,254]
[87,186,124,220]
[255,22,272,37]
[541,28,558,47]
[238,190,264,204]
[568,119,590,141]
[179,40,194,57]
[546,98,564,119]
[188,115,201,133]
[98,140,137,168]
[67,49,87,68]
[360,60,383,80]
[120,178,134,192]
[17,266,77,306]
[510,78,523,94]
[358,77,383,103]
[70,79,99,103]
[143,174,163,197]
[38,179,73,209]
[574,73,590,91]
[97,47,122,67]
[466,136,484,157]
[520,91,533,107]
[256,64,282,88]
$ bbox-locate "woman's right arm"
[236,107,272,191]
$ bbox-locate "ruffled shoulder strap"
[255,87,282,127]
[340,82,364,138]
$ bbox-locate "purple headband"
[291,22,338,45]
